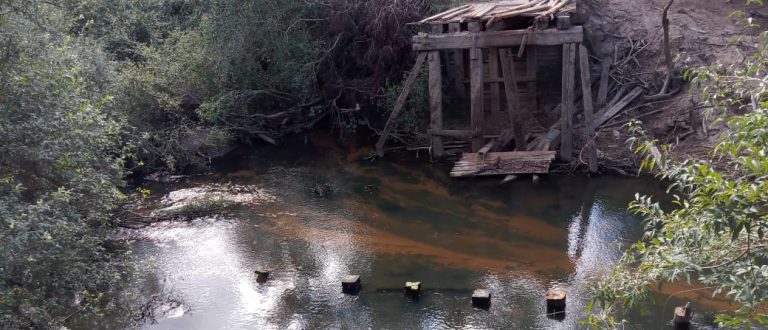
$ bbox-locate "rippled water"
[101,135,731,329]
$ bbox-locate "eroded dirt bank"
[580,0,765,169]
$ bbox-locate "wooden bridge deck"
[450,151,556,178]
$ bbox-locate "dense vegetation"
[0,0,448,327]
[589,6,768,328]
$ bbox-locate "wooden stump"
[404,281,422,298]
[673,302,692,329]
[546,289,567,311]
[342,275,361,293]
[255,269,270,283]
[472,289,492,309]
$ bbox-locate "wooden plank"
[477,139,497,158]
[428,50,444,159]
[418,4,472,23]
[375,52,428,157]
[489,47,501,113]
[597,57,611,107]
[560,43,576,161]
[499,48,526,151]
[469,22,485,151]
[448,23,466,98]
[412,26,584,51]
[579,44,598,173]
[450,151,556,177]
[594,87,644,128]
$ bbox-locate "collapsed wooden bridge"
[376,0,634,178]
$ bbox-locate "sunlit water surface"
[98,137,731,329]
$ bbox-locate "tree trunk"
[659,0,675,94]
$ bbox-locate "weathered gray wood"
[450,151,556,177]
[499,48,526,151]
[428,50,444,158]
[526,47,538,112]
[448,23,466,98]
[375,52,428,157]
[413,26,584,51]
[579,44,598,173]
[560,43,576,161]
[594,87,644,128]
[489,47,501,113]
[469,22,485,151]
[597,57,611,107]
[556,14,572,30]
[492,128,514,152]
[477,139,497,158]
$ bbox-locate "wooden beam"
[477,139,497,158]
[469,22,485,152]
[428,50,444,159]
[375,52,428,157]
[448,23,466,98]
[594,87,644,128]
[526,47,538,113]
[413,26,584,51]
[499,48,526,151]
[560,43,576,162]
[579,44,598,173]
[489,47,501,113]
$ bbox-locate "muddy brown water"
[102,137,730,329]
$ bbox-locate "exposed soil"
[580,0,766,170]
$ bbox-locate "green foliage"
[377,67,430,143]
[589,30,768,327]
[0,2,135,328]
[0,0,447,326]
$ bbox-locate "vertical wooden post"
[468,22,484,151]
[448,23,465,98]
[428,51,444,158]
[560,43,576,161]
[489,47,501,113]
[499,48,526,151]
[526,47,538,112]
[579,44,598,173]
[429,24,444,158]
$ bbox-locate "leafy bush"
[588,29,768,328]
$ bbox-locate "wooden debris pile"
[417,0,573,25]
[450,151,556,177]
[524,42,653,161]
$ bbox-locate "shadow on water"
[105,134,731,329]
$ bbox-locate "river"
[99,134,729,329]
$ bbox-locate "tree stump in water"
[342,275,361,294]
[255,269,270,283]
[673,302,692,329]
[472,289,491,309]
[546,289,566,311]
[404,281,421,298]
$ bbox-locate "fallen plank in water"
[450,151,556,177]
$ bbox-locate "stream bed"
[103,136,730,329]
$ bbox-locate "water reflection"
[103,141,730,330]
